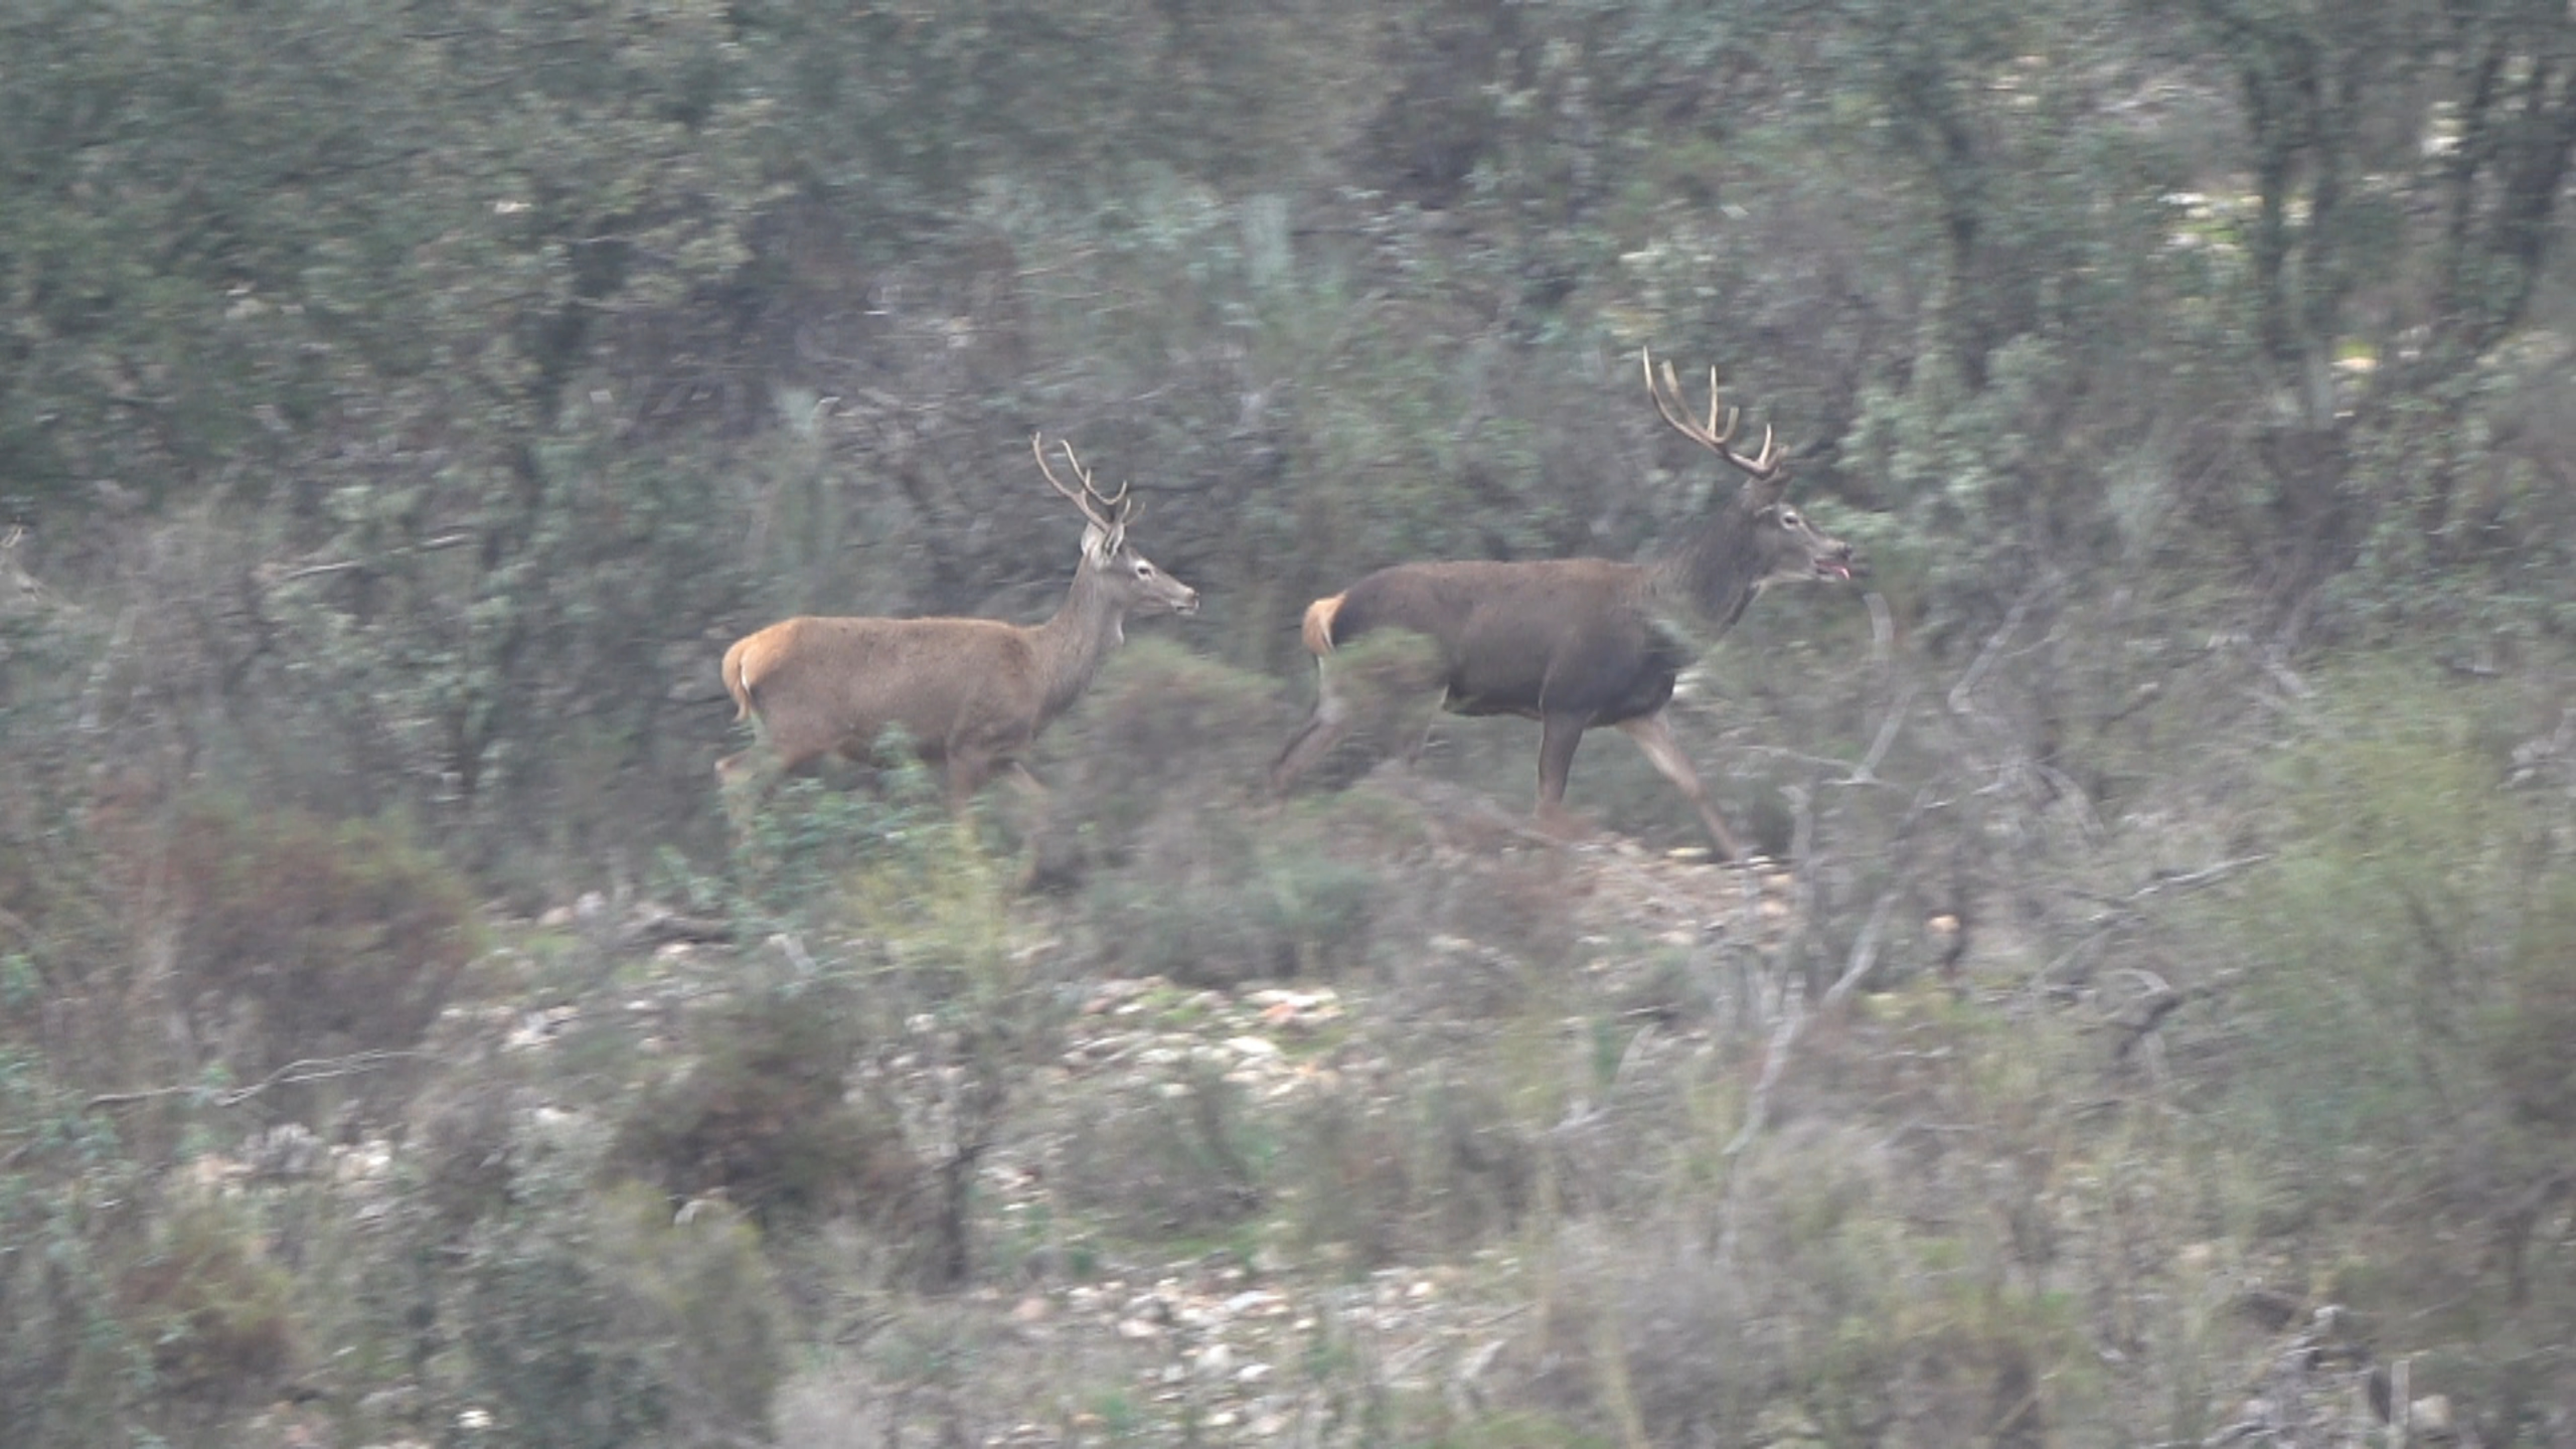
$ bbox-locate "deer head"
[1032,433,1200,622]
[1643,347,1858,589]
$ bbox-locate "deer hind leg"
[1616,712,1745,862]
[1396,688,1453,768]
[716,735,789,835]
[1270,660,1355,796]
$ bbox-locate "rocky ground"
[201,817,2424,1448]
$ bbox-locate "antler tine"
[1704,365,1742,449]
[1032,432,1110,531]
[1056,439,1136,532]
[1069,440,1132,515]
[1032,432,1139,543]
[1641,347,1785,480]
[1644,351,1702,445]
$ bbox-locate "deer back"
[728,615,1046,769]
[1324,557,1681,721]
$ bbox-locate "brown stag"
[719,434,1200,819]
[1269,348,1859,860]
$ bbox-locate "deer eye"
[1134,561,1156,578]
[1779,511,1801,529]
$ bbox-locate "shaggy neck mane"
[1032,561,1123,719]
[1653,502,1769,635]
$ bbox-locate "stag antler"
[1031,433,1135,548]
[1641,347,1785,480]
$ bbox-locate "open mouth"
[1817,558,1855,582]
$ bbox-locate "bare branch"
[259,531,479,588]
[86,1050,425,1112]
[1822,891,1902,1009]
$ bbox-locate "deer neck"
[1030,564,1126,721]
[1651,510,1769,637]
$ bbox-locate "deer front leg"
[1001,762,1064,892]
[1534,711,1595,838]
[942,750,997,822]
[1616,711,1745,862]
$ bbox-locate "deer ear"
[1081,522,1121,562]
[1739,470,1788,512]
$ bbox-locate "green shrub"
[2218,670,2562,1177]
[458,1177,789,1449]
[1056,1062,1269,1238]
[614,983,916,1229]
[159,792,479,1109]
[722,765,944,935]
[1032,638,1286,875]
[1087,809,1378,987]
[2193,663,2576,1417]
[116,1197,298,1407]
[2483,890,2576,1134]
[1281,1070,1536,1265]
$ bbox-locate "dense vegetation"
[3,1,2571,1444]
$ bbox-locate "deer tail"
[1301,594,1345,658]
[720,637,756,721]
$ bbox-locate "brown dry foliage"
[157,794,479,1096]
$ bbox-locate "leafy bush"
[0,1118,155,1448]
[115,1197,298,1407]
[614,983,916,1229]
[1087,809,1378,987]
[157,793,480,1109]
[2221,671,2563,1177]
[1280,1069,1537,1265]
[2483,891,2576,1135]
[720,764,945,936]
[1056,1062,1269,1238]
[456,1159,789,1449]
[2195,663,2576,1420]
[1031,638,1287,875]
